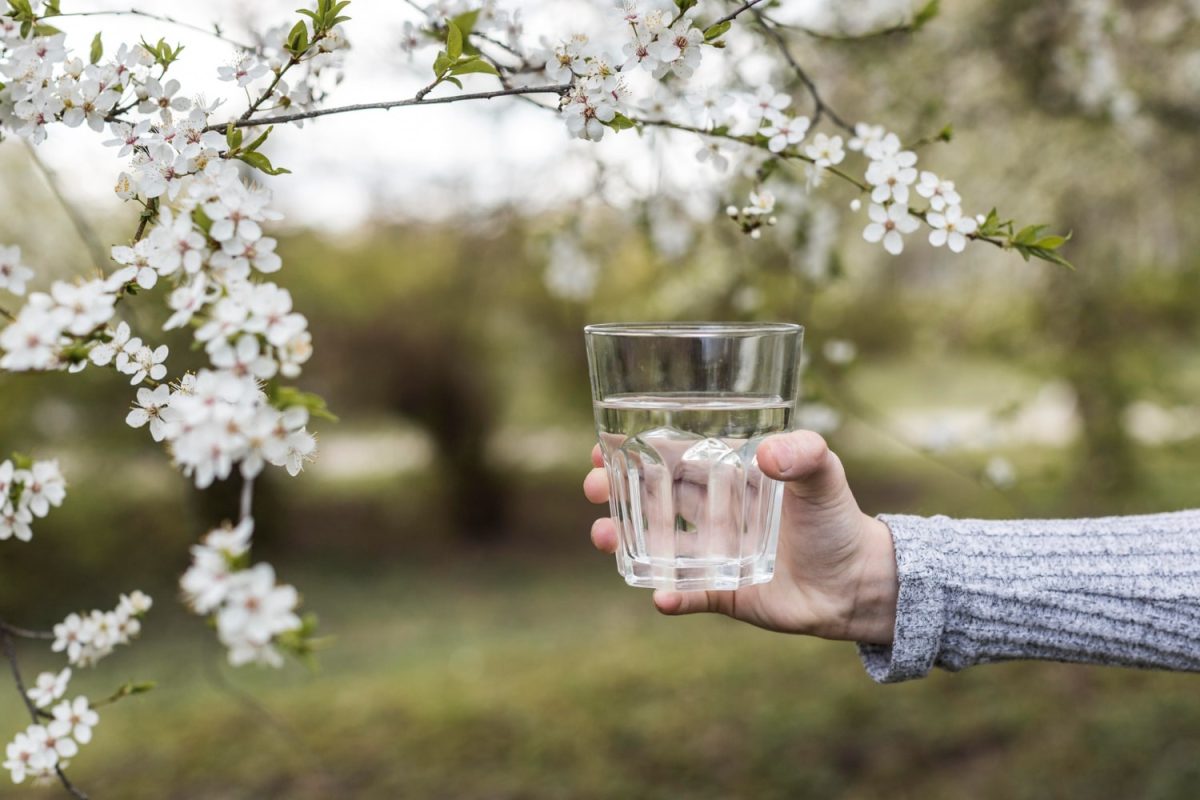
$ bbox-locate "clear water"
[594,393,793,591]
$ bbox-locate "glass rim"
[584,321,802,338]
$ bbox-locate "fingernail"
[768,439,793,475]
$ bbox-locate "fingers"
[756,431,844,501]
[583,467,610,504]
[591,444,603,468]
[653,589,731,616]
[590,517,618,553]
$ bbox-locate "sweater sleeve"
[858,509,1200,683]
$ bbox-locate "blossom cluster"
[4,591,150,785]
[549,1,713,142]
[181,519,303,667]
[0,16,323,489]
[52,591,153,668]
[126,370,317,489]
[0,0,338,702]
[4,695,93,786]
[0,275,118,372]
[0,457,65,542]
[850,124,978,255]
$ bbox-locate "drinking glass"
[585,322,802,591]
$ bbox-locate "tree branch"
[748,7,854,133]
[52,8,255,51]
[24,144,110,276]
[204,84,571,132]
[712,0,771,28]
[1,629,90,799]
[0,619,54,640]
[239,475,255,522]
[241,54,302,122]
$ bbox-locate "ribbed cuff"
[857,514,951,683]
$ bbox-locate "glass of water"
[585,322,802,591]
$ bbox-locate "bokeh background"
[3,0,1200,797]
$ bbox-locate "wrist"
[838,515,899,645]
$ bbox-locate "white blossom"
[0,245,34,296]
[862,202,919,255]
[26,668,71,709]
[915,171,961,211]
[125,384,172,441]
[50,698,99,745]
[761,115,810,153]
[927,204,979,253]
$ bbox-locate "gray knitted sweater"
[858,510,1200,683]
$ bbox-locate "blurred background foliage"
[3,0,1200,796]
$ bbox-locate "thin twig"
[53,8,255,51]
[239,475,255,522]
[826,384,1027,513]
[204,84,571,132]
[633,116,871,191]
[748,7,854,133]
[1,630,90,799]
[241,54,302,122]
[0,619,55,640]
[24,143,111,276]
[711,0,771,28]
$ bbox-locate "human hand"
[583,431,899,644]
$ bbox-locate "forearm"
[859,509,1200,683]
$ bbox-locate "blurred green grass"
[5,555,1200,800]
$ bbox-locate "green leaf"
[42,0,59,16]
[1034,233,1069,250]
[225,123,243,151]
[285,19,309,56]
[432,49,453,77]
[444,76,463,89]
[237,150,292,176]
[936,123,953,142]
[703,21,731,41]
[912,0,940,31]
[242,124,274,153]
[1016,245,1075,270]
[977,208,1007,237]
[191,206,213,234]
[10,452,33,470]
[605,112,638,132]
[450,9,480,38]
[268,386,339,422]
[90,32,104,65]
[1013,224,1046,245]
[674,0,698,11]
[446,20,463,61]
[449,57,499,77]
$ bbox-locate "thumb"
[756,431,844,502]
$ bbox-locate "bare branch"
[1,629,90,799]
[24,143,111,276]
[748,8,854,133]
[239,475,255,522]
[0,619,55,640]
[240,51,306,123]
[52,8,255,51]
[205,84,571,132]
[711,0,771,28]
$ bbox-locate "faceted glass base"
[618,553,776,592]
